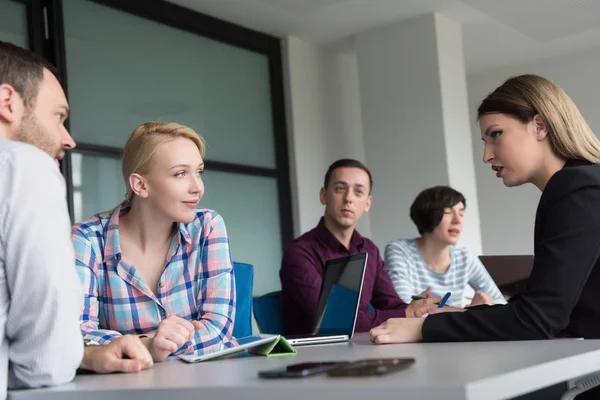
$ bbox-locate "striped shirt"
[384,238,506,307]
[72,202,235,357]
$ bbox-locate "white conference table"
[9,333,600,400]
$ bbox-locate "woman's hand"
[469,290,495,306]
[144,316,196,362]
[405,287,441,318]
[370,318,424,344]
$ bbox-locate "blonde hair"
[121,121,205,201]
[477,74,600,164]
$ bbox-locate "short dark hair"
[323,159,373,194]
[0,41,57,109]
[410,186,466,235]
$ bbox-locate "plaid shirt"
[72,202,235,356]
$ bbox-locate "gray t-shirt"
[384,238,506,307]
[0,138,83,398]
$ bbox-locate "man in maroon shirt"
[280,159,439,334]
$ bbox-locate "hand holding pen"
[411,287,432,302]
[413,293,466,318]
[409,291,453,318]
[437,292,451,308]
[412,290,452,307]
[406,288,441,318]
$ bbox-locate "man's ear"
[364,195,372,213]
[0,83,24,125]
[532,114,549,141]
[129,173,149,199]
[319,187,327,206]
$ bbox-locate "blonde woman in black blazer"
[371,74,600,344]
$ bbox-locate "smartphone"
[258,362,349,378]
[327,358,415,377]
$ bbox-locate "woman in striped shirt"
[384,186,505,308]
[72,122,235,362]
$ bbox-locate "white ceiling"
[167,0,600,73]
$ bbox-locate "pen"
[438,292,451,308]
[411,295,427,301]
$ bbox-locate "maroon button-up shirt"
[280,218,408,335]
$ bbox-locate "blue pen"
[438,292,451,308]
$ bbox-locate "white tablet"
[178,334,280,363]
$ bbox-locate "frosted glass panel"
[63,0,276,168]
[72,152,125,222]
[201,171,282,296]
[0,0,28,48]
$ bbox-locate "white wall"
[435,14,483,256]
[467,47,600,255]
[283,37,371,239]
[355,14,449,251]
[355,13,483,254]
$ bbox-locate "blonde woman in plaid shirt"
[72,122,235,362]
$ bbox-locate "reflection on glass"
[73,191,83,223]
[63,0,276,168]
[0,0,28,48]
[72,152,82,186]
[200,170,283,296]
[314,254,366,336]
[71,152,125,222]
[189,335,261,357]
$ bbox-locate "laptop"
[286,253,368,346]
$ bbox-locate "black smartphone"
[258,362,349,378]
[327,358,415,377]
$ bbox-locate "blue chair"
[232,262,254,338]
[253,291,284,334]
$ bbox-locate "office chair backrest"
[253,290,283,334]
[232,262,254,338]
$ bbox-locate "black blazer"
[423,159,600,341]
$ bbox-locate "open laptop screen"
[313,253,368,336]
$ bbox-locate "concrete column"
[356,13,482,254]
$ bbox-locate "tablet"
[178,335,280,363]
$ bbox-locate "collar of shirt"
[102,201,193,263]
[314,217,365,253]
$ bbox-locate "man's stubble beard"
[13,107,60,161]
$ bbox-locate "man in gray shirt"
[0,41,152,398]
